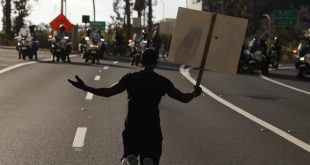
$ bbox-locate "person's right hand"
[68,75,87,91]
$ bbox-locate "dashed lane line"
[113,61,119,64]
[260,74,310,96]
[85,92,94,100]
[103,66,109,70]
[180,65,310,153]
[94,75,101,81]
[72,127,87,148]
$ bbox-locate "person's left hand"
[68,75,87,90]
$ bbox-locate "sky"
[0,0,187,27]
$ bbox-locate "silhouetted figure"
[68,49,202,165]
[152,30,161,59]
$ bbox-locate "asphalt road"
[0,48,309,164]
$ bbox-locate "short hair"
[141,49,157,66]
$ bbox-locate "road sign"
[49,13,73,32]
[89,21,105,31]
[82,15,90,23]
[274,10,298,26]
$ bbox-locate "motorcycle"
[50,35,72,62]
[83,36,105,64]
[266,49,278,69]
[15,30,39,60]
[129,39,148,66]
[238,47,268,74]
[294,39,310,78]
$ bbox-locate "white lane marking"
[180,65,310,152]
[72,127,87,148]
[94,75,101,81]
[0,62,36,74]
[85,92,94,100]
[260,74,310,96]
[103,66,109,70]
[278,66,295,70]
[113,61,119,64]
[0,55,79,75]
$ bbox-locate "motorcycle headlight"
[100,38,105,42]
[64,36,69,40]
[90,44,99,48]
[300,57,305,61]
[17,43,21,46]
[85,37,90,41]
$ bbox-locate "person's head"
[86,28,92,35]
[153,30,159,36]
[59,24,66,32]
[29,25,35,33]
[141,49,157,67]
[274,36,279,43]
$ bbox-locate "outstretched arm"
[167,86,202,103]
[68,75,126,97]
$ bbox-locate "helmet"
[141,49,157,66]
[86,28,92,35]
[59,24,66,32]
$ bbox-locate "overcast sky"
[0,0,187,27]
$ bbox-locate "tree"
[124,0,133,40]
[1,0,13,38]
[111,0,124,28]
[12,0,33,34]
[146,0,153,38]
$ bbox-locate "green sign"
[274,10,298,26]
[89,21,106,31]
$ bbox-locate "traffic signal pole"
[61,0,64,14]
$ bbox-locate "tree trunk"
[3,0,12,38]
[147,0,152,39]
[125,0,131,40]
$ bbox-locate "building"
[153,18,176,35]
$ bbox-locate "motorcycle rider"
[152,30,161,59]
[28,25,38,60]
[52,24,71,62]
[130,29,144,66]
[269,37,282,69]
[17,25,38,60]
[258,37,269,74]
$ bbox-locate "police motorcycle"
[238,38,268,74]
[294,37,310,78]
[82,31,105,64]
[266,37,282,69]
[129,38,149,66]
[49,33,72,62]
[15,27,39,60]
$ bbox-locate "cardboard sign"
[168,8,248,74]
[49,13,73,32]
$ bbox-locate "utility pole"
[61,0,64,14]
[93,0,96,21]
